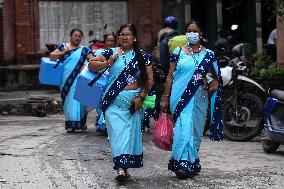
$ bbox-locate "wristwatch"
[139,95,145,101]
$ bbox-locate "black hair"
[185,20,204,33]
[103,32,116,43]
[70,28,83,38]
[116,23,147,88]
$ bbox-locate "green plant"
[251,51,275,77]
[260,63,284,77]
[265,0,284,23]
[252,50,284,78]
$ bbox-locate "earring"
[134,39,137,41]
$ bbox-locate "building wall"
[128,0,161,51]
[2,0,282,66]
[0,1,3,64]
[3,0,16,64]
[38,1,128,49]
[14,0,39,64]
[2,0,161,65]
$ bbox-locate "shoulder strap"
[88,67,108,87]
[160,30,179,42]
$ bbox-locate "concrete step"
[0,90,62,116]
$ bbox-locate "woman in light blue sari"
[88,23,153,182]
[93,33,117,135]
[50,29,94,133]
[162,21,223,179]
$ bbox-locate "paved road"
[0,112,284,189]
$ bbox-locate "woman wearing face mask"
[162,20,223,179]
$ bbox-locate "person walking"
[162,20,223,179]
[94,33,117,135]
[94,33,117,56]
[50,28,94,133]
[88,23,153,181]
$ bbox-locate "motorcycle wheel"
[262,139,280,153]
[222,93,263,142]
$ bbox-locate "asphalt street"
[0,111,284,189]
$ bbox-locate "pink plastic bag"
[152,113,174,151]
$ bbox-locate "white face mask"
[186,32,200,44]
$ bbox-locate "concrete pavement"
[0,112,284,189]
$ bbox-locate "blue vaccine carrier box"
[39,57,63,86]
[74,67,108,109]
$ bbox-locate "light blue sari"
[57,43,93,130]
[94,48,107,131]
[168,47,223,176]
[101,48,152,170]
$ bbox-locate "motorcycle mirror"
[231,24,238,31]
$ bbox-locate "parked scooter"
[262,88,284,153]
[220,43,266,142]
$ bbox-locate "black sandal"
[80,124,87,130]
[66,128,75,133]
[124,169,131,178]
[115,168,126,182]
[175,170,189,180]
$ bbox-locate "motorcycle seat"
[270,89,284,101]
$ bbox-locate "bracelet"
[163,94,169,97]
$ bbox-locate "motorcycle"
[262,88,284,153]
[220,43,266,142]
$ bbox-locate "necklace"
[188,44,202,69]
[120,48,132,55]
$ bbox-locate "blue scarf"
[101,55,140,113]
[60,47,92,104]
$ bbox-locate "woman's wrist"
[106,60,112,67]
[139,95,145,101]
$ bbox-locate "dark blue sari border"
[168,158,201,175]
[209,63,224,141]
[113,154,143,170]
[65,112,87,130]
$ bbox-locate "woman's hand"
[88,57,97,72]
[62,46,69,54]
[88,54,118,72]
[107,54,119,67]
[131,97,144,112]
[209,78,219,92]
[160,95,169,113]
